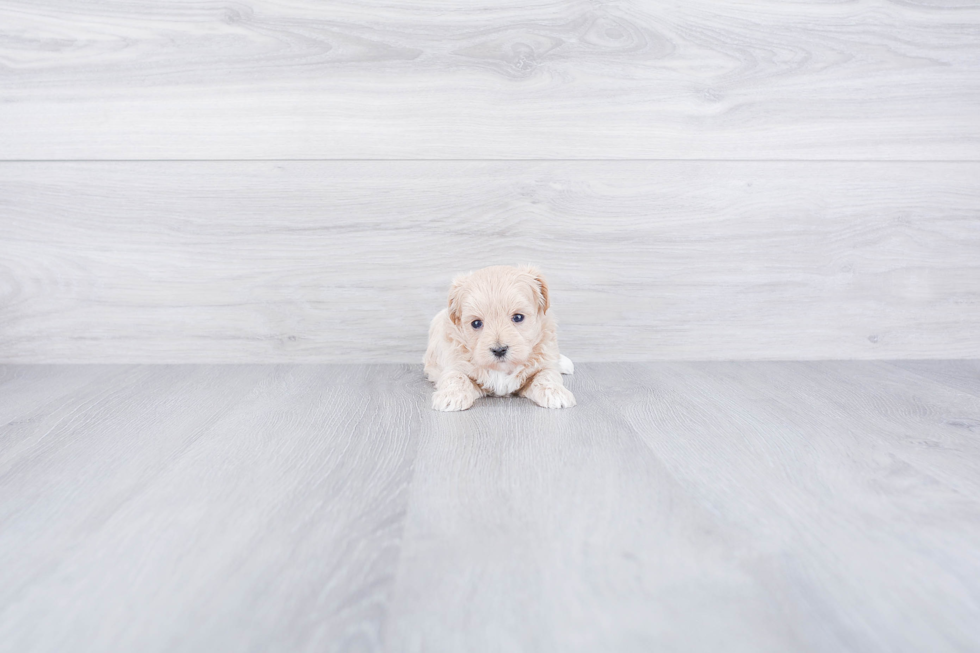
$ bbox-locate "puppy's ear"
[521,265,550,314]
[447,273,468,326]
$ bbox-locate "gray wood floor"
[1,362,978,652]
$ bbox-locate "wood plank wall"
[1,1,978,362]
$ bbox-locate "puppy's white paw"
[526,382,576,409]
[432,388,477,412]
[558,354,574,375]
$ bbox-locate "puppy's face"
[448,266,550,372]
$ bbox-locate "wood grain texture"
[6,362,977,651]
[0,364,130,426]
[2,160,978,363]
[599,361,980,652]
[0,364,424,653]
[388,361,980,652]
[388,367,797,652]
[890,360,980,397]
[1,0,978,159]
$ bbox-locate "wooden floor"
[1,361,978,652]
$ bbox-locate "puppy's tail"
[558,354,574,375]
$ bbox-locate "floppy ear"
[521,265,550,314]
[447,273,468,326]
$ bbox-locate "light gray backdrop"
[2,0,978,362]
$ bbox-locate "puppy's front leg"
[432,369,484,412]
[521,369,576,409]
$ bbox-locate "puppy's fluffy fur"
[424,265,575,411]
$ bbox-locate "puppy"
[424,265,576,411]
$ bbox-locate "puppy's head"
[447,265,550,372]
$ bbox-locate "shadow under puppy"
[424,265,575,411]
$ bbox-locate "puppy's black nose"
[490,345,508,359]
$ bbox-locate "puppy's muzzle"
[490,345,508,359]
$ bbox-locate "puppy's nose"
[490,345,508,359]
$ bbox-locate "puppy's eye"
[512,314,524,323]
[471,319,483,329]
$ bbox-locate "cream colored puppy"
[424,265,575,411]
